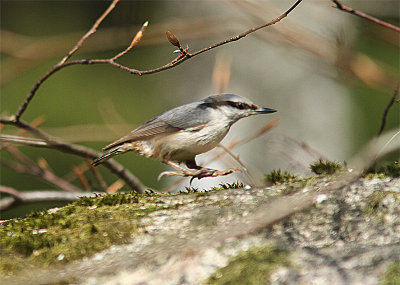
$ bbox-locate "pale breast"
[149,121,231,162]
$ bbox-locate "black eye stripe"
[227,101,237,108]
[227,101,250,110]
[199,101,252,110]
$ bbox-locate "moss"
[381,161,400,177]
[381,261,400,285]
[73,192,139,206]
[210,182,244,191]
[365,172,388,180]
[310,160,342,175]
[363,190,400,217]
[205,245,290,285]
[183,186,200,193]
[264,169,301,185]
[0,192,169,275]
[182,182,244,193]
[366,161,400,179]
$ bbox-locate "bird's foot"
[157,167,240,182]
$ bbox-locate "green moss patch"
[264,169,301,185]
[205,245,290,285]
[0,192,168,275]
[210,182,245,191]
[183,182,245,193]
[366,161,400,179]
[310,160,342,175]
[381,261,400,285]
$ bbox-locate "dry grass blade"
[17,116,46,136]
[86,157,108,191]
[212,53,231,94]
[73,166,91,192]
[107,179,125,193]
[236,118,280,146]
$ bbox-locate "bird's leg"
[185,159,241,179]
[158,161,202,180]
[185,159,202,170]
[157,159,240,181]
[185,159,240,180]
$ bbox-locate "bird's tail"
[92,146,127,166]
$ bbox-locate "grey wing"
[103,103,210,150]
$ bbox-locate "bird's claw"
[157,168,241,183]
[157,171,184,181]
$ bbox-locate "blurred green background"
[1,0,399,218]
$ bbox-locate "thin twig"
[86,157,108,191]
[377,80,400,136]
[60,0,120,64]
[189,0,303,58]
[0,116,146,193]
[332,0,400,32]
[112,21,148,61]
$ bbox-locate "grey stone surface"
[7,176,400,285]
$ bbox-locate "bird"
[92,94,276,180]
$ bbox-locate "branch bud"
[165,31,181,47]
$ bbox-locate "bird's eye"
[237,103,246,110]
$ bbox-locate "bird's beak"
[254,106,277,114]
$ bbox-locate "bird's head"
[200,94,276,122]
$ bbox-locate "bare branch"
[2,148,83,193]
[0,190,97,212]
[332,0,400,32]
[0,134,48,147]
[12,0,303,121]
[12,0,119,121]
[0,116,146,193]
[0,185,23,201]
